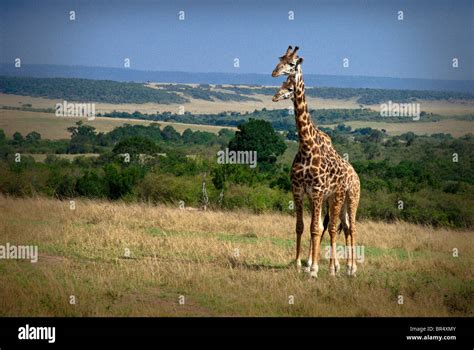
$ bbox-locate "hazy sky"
[1,0,472,79]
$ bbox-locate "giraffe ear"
[297,57,304,65]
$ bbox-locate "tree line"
[0,119,472,228]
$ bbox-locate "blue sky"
[1,0,472,80]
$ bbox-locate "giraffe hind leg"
[328,194,344,276]
[346,189,360,277]
[339,202,350,274]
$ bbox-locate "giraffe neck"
[292,66,317,149]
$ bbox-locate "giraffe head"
[272,75,295,102]
[271,46,301,77]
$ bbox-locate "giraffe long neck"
[293,66,317,149]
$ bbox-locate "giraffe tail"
[322,211,343,237]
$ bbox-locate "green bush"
[137,173,203,207]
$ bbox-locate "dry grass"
[0,195,472,317]
[366,99,474,116]
[4,91,473,115]
[325,120,474,138]
[0,92,361,115]
[0,109,234,139]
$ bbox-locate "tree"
[228,119,287,165]
[67,121,96,139]
[26,131,41,144]
[286,125,298,141]
[12,132,24,145]
[400,132,416,146]
[112,136,159,163]
[67,121,98,153]
[368,129,384,143]
[182,128,194,143]
[161,125,181,142]
[104,163,143,199]
[76,170,106,198]
[218,129,235,139]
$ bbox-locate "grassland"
[0,110,235,139]
[3,90,474,116]
[325,119,474,138]
[1,106,473,141]
[0,196,472,317]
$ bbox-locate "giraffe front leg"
[309,198,324,278]
[306,202,327,272]
[294,193,304,271]
[305,237,312,272]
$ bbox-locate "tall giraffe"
[272,47,361,277]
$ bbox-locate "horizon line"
[1,63,472,83]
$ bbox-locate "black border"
[0,317,472,347]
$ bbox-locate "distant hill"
[2,75,473,106]
[1,64,473,93]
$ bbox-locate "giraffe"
[272,74,331,266]
[272,46,361,277]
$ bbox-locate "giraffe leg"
[347,188,360,277]
[344,229,351,274]
[302,200,313,270]
[305,237,312,272]
[348,215,358,277]
[309,195,324,278]
[325,204,337,272]
[339,202,350,274]
[294,190,305,271]
[328,193,344,276]
[307,202,328,272]
[304,200,313,271]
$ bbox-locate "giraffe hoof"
[329,266,336,276]
[310,271,318,278]
[304,266,311,273]
[346,265,357,277]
